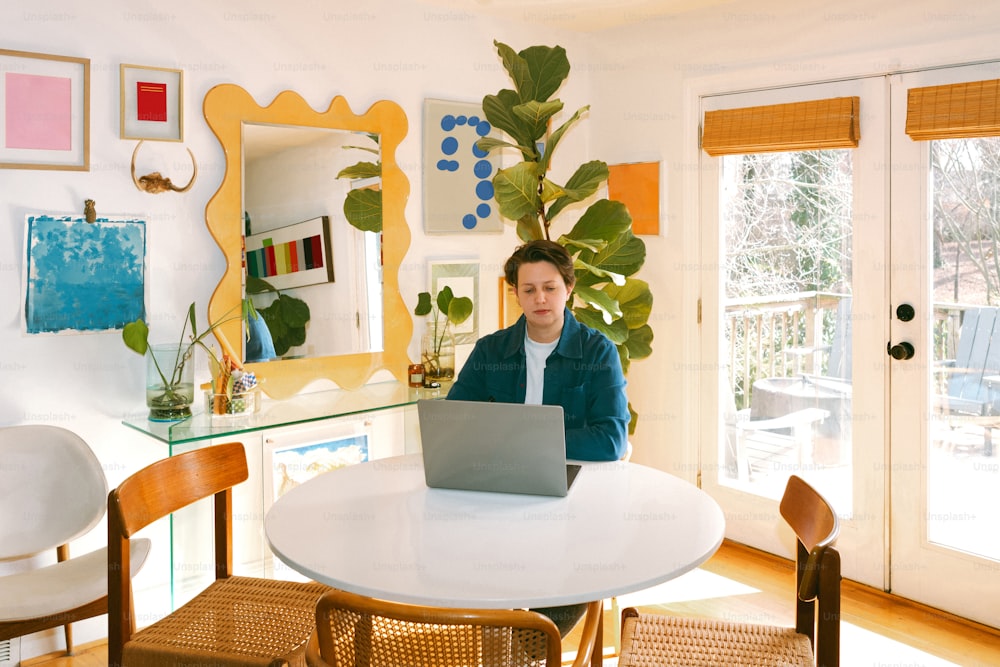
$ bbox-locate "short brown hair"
[504,240,575,288]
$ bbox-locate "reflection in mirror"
[204,84,411,398]
[242,123,384,359]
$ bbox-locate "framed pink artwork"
[0,49,89,170]
[120,63,183,141]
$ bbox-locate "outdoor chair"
[107,441,329,667]
[307,587,603,667]
[618,475,841,666]
[933,307,1000,456]
[0,425,150,656]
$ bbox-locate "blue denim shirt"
[447,308,629,461]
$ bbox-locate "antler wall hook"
[130,140,198,194]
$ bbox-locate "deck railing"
[724,293,970,411]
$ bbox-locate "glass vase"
[421,329,456,382]
[146,343,195,422]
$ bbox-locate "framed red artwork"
[120,63,183,141]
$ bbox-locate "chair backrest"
[948,307,1000,403]
[778,474,841,667]
[310,588,562,667]
[0,425,107,560]
[107,442,249,665]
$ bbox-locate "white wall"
[0,0,588,657]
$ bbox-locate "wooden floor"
[24,540,1000,667]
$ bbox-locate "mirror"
[242,123,383,359]
[204,84,412,399]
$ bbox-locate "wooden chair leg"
[56,544,74,655]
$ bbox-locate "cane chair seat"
[618,474,841,667]
[108,442,329,667]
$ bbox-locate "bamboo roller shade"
[702,96,860,156]
[906,79,1000,140]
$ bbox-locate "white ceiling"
[415,0,738,32]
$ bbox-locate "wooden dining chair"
[618,474,841,667]
[307,587,603,667]
[0,425,150,657]
[107,442,330,667]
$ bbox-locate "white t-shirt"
[524,333,558,405]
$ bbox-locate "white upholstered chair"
[0,425,150,655]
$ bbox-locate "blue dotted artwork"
[423,99,502,233]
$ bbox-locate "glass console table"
[123,380,441,452]
[122,380,442,609]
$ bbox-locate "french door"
[700,65,1000,627]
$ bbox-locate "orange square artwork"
[607,162,660,235]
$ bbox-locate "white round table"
[265,454,725,610]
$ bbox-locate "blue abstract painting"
[422,99,502,233]
[23,215,146,334]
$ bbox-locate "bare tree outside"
[721,150,853,406]
[932,137,1000,306]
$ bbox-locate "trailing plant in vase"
[476,40,654,433]
[122,303,241,420]
[414,286,473,381]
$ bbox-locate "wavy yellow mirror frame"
[203,84,412,399]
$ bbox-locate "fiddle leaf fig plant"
[122,302,242,419]
[337,132,382,233]
[477,40,654,432]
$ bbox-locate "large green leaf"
[606,278,653,330]
[337,161,380,180]
[624,323,654,360]
[494,41,534,102]
[476,136,530,155]
[513,99,564,142]
[516,215,544,241]
[539,177,565,204]
[482,90,535,155]
[122,318,150,355]
[565,199,633,244]
[494,162,542,221]
[343,189,382,233]
[538,106,589,175]
[518,43,570,102]
[414,292,433,317]
[447,297,473,326]
[573,306,629,344]
[546,160,608,221]
[435,286,455,314]
[573,285,622,324]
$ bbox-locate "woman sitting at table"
[447,239,630,636]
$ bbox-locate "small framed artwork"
[430,260,479,344]
[0,49,89,170]
[246,216,335,290]
[423,98,502,233]
[498,276,522,329]
[120,63,183,141]
[23,215,146,334]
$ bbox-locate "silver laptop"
[417,399,582,497]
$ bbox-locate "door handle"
[896,303,915,321]
[887,341,915,360]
